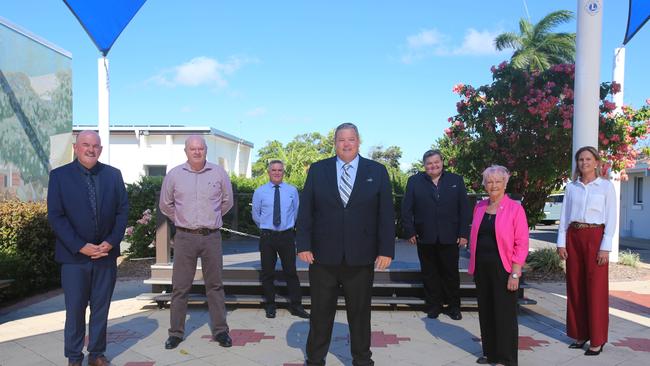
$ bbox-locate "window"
[146,165,167,177]
[634,176,643,205]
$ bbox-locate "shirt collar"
[574,176,604,187]
[336,154,360,171]
[75,159,100,175]
[182,161,212,173]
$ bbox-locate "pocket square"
[366,177,373,182]
[451,184,457,187]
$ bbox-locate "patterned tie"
[85,172,98,232]
[339,163,352,207]
[273,184,281,227]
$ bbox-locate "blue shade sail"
[624,0,650,44]
[63,0,147,55]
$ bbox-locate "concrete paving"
[1,227,650,365]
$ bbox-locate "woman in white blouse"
[557,146,617,356]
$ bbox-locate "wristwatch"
[511,272,520,279]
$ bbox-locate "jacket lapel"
[325,157,343,207]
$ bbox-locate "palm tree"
[494,10,575,71]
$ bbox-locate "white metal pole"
[573,0,604,170]
[98,56,110,163]
[609,47,625,262]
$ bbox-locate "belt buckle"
[199,228,210,235]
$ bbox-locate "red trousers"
[565,226,609,346]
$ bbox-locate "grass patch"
[526,247,564,274]
[618,249,640,268]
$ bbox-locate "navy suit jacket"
[296,156,395,266]
[47,160,129,264]
[401,171,470,244]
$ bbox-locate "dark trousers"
[61,258,117,362]
[475,257,518,366]
[306,263,374,366]
[259,230,302,305]
[416,242,460,311]
[566,226,608,346]
[169,230,228,338]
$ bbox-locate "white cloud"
[453,28,503,55]
[407,29,444,49]
[400,27,504,63]
[149,56,255,88]
[245,107,267,117]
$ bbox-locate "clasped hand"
[80,241,113,259]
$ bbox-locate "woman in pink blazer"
[469,165,529,366]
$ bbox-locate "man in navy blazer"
[296,123,395,366]
[401,149,470,321]
[47,130,129,366]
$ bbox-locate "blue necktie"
[85,172,98,232]
[273,185,281,227]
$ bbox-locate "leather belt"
[176,226,219,235]
[569,222,604,230]
[261,228,293,235]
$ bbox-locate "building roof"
[0,16,71,58]
[626,157,649,175]
[73,124,254,148]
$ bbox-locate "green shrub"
[125,176,163,258]
[618,249,640,268]
[0,201,59,303]
[526,247,564,273]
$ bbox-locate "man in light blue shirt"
[252,160,309,319]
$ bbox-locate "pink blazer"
[468,195,529,275]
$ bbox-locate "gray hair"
[267,159,284,170]
[422,149,443,165]
[184,135,207,150]
[75,130,101,144]
[334,122,359,140]
[481,165,510,187]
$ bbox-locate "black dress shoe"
[165,336,183,349]
[265,304,276,318]
[289,305,310,319]
[568,339,588,349]
[214,331,233,347]
[585,344,604,356]
[475,356,489,364]
[427,309,441,319]
[447,309,462,321]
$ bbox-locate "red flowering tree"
[439,61,650,225]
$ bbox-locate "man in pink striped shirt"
[159,135,234,350]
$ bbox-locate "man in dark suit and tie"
[47,130,129,366]
[296,122,395,366]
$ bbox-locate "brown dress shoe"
[88,355,111,366]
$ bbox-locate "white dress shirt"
[556,177,617,251]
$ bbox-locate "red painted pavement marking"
[472,336,550,351]
[202,329,274,346]
[610,291,650,315]
[612,337,650,352]
[518,336,550,351]
[334,331,410,348]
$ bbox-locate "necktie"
[273,184,281,227]
[85,172,98,231]
[339,163,352,207]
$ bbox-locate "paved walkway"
[1,227,649,365]
[1,279,649,365]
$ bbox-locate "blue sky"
[3,1,649,169]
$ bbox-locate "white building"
[620,158,650,239]
[73,125,253,184]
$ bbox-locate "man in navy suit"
[47,130,129,366]
[296,123,395,366]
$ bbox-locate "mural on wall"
[0,19,72,201]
